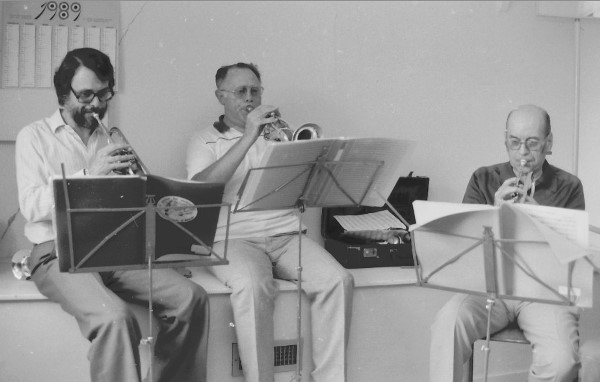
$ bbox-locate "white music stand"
[410,201,594,382]
[53,167,230,382]
[235,137,414,381]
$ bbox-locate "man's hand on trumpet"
[88,143,135,175]
[493,176,538,206]
[243,104,279,141]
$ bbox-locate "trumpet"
[245,106,322,142]
[92,113,149,175]
[514,159,534,203]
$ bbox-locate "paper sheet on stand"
[334,210,406,231]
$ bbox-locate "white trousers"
[580,339,600,382]
[429,293,580,382]
[210,234,354,382]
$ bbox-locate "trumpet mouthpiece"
[245,105,254,112]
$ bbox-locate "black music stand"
[410,201,594,382]
[53,168,229,382]
[234,138,414,381]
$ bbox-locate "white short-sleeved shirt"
[186,121,300,241]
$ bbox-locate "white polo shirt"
[186,122,300,241]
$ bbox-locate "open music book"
[235,137,416,212]
[53,174,226,272]
[411,201,594,307]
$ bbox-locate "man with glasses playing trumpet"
[186,62,354,382]
[15,48,209,382]
[429,104,585,382]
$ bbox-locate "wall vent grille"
[231,339,301,377]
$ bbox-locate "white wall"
[579,18,600,228]
[2,1,599,255]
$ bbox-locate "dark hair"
[215,62,261,87]
[54,48,115,106]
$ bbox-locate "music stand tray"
[410,200,594,307]
[235,137,416,212]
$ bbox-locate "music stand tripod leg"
[140,201,156,382]
[481,226,498,382]
[294,200,305,381]
[481,296,495,382]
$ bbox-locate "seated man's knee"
[229,273,279,302]
[90,303,140,340]
[433,296,467,325]
[431,295,483,338]
[533,347,579,381]
[176,281,209,319]
[580,339,600,382]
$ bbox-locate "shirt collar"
[213,115,243,137]
[497,160,557,191]
[48,109,109,141]
[48,109,68,133]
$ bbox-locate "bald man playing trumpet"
[429,105,585,382]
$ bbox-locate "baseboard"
[473,370,528,382]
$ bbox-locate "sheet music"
[411,200,594,307]
[510,203,588,247]
[235,137,416,212]
[334,210,406,231]
[411,200,496,230]
[236,139,336,211]
[330,138,416,207]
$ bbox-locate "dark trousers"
[30,241,209,382]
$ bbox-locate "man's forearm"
[191,136,254,183]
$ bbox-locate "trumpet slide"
[92,113,149,175]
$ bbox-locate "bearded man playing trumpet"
[186,62,354,382]
[15,48,209,382]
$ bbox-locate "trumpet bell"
[292,123,322,140]
[247,107,323,142]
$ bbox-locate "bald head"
[504,104,553,177]
[506,105,551,137]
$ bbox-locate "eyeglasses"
[70,85,114,103]
[218,86,263,99]
[506,137,545,151]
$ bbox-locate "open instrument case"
[320,173,429,268]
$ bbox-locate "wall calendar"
[1,1,119,88]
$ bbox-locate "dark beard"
[72,107,106,130]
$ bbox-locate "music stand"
[53,167,229,382]
[410,201,594,382]
[235,137,414,381]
